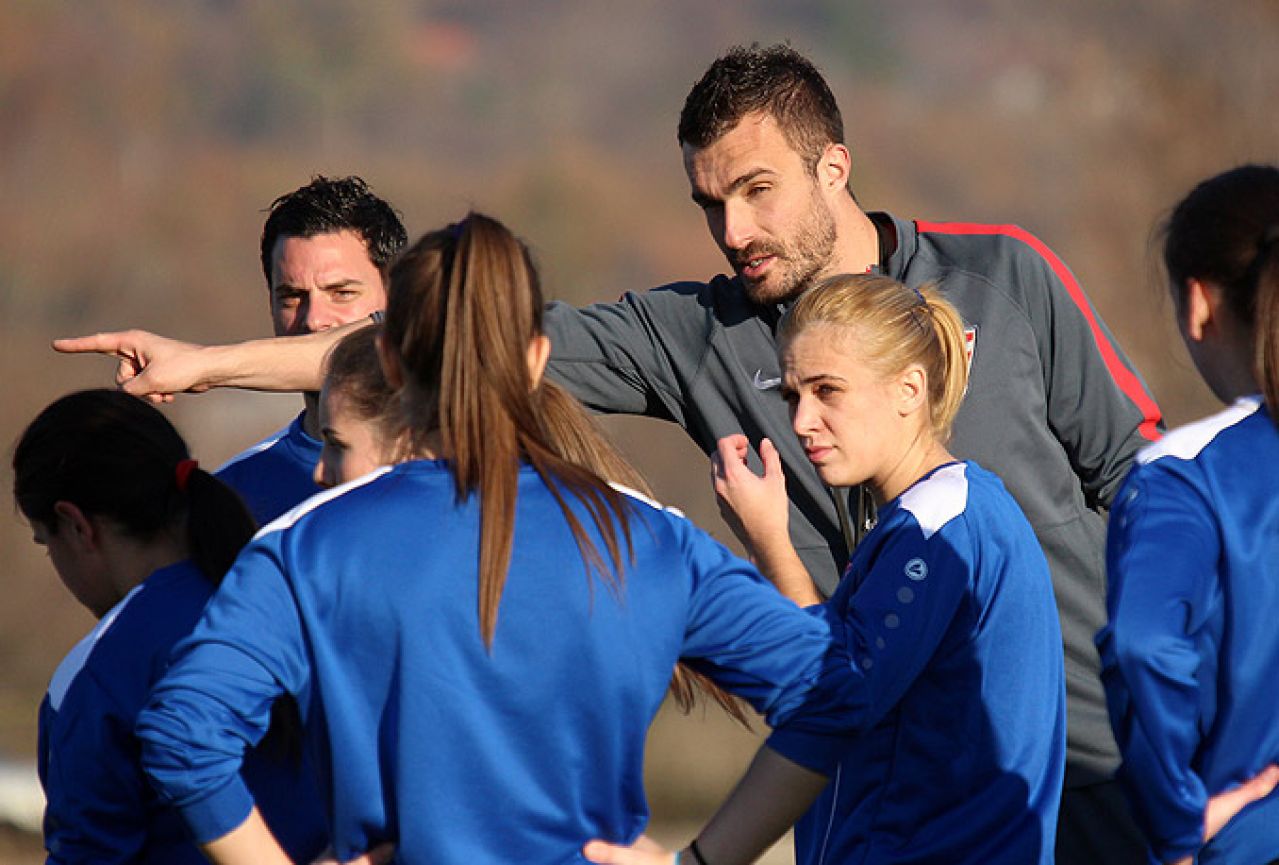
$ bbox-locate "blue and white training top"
[38,560,326,864]
[1099,396,1279,865]
[768,462,1067,865]
[136,459,853,863]
[215,411,322,525]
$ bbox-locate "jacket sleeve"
[136,539,312,845]
[1097,465,1216,862]
[1017,237,1163,508]
[542,291,695,424]
[767,521,973,775]
[673,513,837,730]
[42,679,151,864]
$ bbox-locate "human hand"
[711,434,789,556]
[310,842,395,865]
[582,834,676,865]
[1165,764,1279,865]
[1204,763,1279,844]
[53,330,210,404]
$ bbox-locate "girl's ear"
[1182,277,1218,343]
[52,500,98,551]
[897,364,928,418]
[526,334,552,390]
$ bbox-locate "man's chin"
[742,278,802,307]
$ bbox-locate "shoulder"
[910,219,1078,313]
[48,565,211,714]
[913,220,1064,273]
[896,461,1040,560]
[255,464,397,539]
[897,462,972,540]
[1136,396,1264,468]
[595,276,751,323]
[215,413,313,475]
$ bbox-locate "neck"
[870,433,955,505]
[99,526,190,611]
[301,392,320,438]
[828,199,881,278]
[410,430,444,460]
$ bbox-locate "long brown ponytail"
[384,214,632,648]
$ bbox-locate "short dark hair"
[259,175,408,287]
[678,43,844,172]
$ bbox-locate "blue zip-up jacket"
[1099,396,1279,864]
[136,461,853,863]
[37,561,326,864]
[768,462,1066,865]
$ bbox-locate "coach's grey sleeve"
[543,294,689,424]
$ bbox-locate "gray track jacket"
[544,211,1162,784]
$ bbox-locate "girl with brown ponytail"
[12,388,326,865]
[135,214,854,864]
[314,323,747,724]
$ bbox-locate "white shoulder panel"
[46,583,146,711]
[899,462,969,541]
[1137,396,1260,466]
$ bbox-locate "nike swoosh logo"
[752,370,781,390]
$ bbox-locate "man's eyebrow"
[318,277,363,291]
[690,167,775,206]
[273,277,364,293]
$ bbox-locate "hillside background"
[0,1,1276,860]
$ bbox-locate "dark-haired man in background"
[57,46,1156,862]
[215,175,406,524]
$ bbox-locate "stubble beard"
[740,191,839,307]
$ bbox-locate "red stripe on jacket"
[916,221,1162,441]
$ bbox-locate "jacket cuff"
[177,775,255,845]
[765,726,845,777]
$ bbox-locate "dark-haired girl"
[135,214,851,863]
[1098,165,1279,865]
[12,389,326,864]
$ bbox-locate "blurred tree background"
[0,0,1275,858]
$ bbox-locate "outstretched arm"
[584,746,827,865]
[52,320,369,402]
[712,435,822,606]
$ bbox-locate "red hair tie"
[175,458,199,493]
